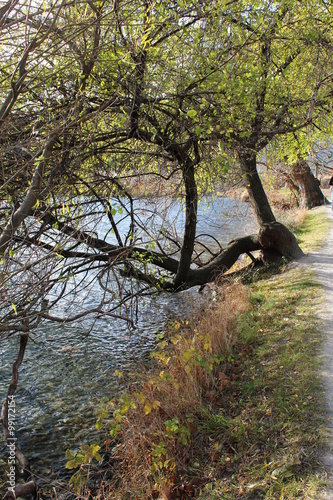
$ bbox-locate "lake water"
[0,196,257,488]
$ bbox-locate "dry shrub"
[197,281,250,356]
[268,190,299,210]
[276,208,307,232]
[103,282,249,499]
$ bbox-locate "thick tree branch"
[0,133,58,255]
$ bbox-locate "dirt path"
[303,205,333,498]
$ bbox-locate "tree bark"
[0,133,57,255]
[258,221,304,260]
[290,158,325,209]
[173,161,198,289]
[238,148,276,226]
[185,234,262,287]
[183,221,303,288]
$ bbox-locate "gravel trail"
[302,205,333,498]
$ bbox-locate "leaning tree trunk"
[238,148,276,225]
[237,148,304,262]
[258,221,304,261]
[290,158,325,209]
[182,221,303,288]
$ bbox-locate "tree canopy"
[0,0,332,334]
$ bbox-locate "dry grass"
[198,282,249,354]
[275,207,308,232]
[267,189,299,211]
[98,282,249,499]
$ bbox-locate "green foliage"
[65,444,102,494]
[151,441,174,476]
[3,0,332,203]
[165,417,190,445]
[95,398,114,431]
[109,393,137,437]
[197,408,229,435]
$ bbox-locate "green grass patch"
[198,209,331,499]
[199,268,325,499]
[293,207,332,252]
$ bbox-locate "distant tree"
[290,157,325,208]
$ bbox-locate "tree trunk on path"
[291,158,325,209]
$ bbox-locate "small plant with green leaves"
[165,417,190,445]
[65,443,102,494]
[95,398,114,431]
[151,440,174,475]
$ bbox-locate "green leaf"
[187,109,197,118]
[65,449,76,460]
[91,444,101,457]
[65,459,78,469]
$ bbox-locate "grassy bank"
[66,208,331,499]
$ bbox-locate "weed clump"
[96,282,249,498]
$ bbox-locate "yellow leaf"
[144,402,152,415]
[134,392,146,403]
[91,444,101,457]
[152,400,161,410]
[113,369,124,378]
